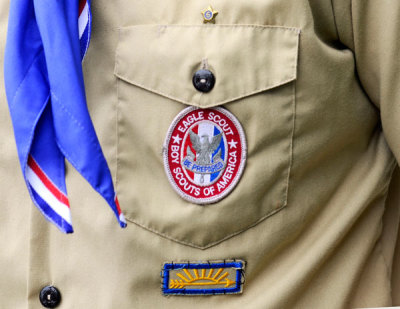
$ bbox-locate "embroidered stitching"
[162,106,247,204]
[161,260,245,295]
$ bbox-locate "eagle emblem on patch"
[163,106,246,204]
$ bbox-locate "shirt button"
[192,69,215,93]
[39,286,61,308]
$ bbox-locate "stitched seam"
[283,32,299,206]
[55,138,107,199]
[9,49,45,106]
[21,66,50,162]
[115,26,299,107]
[22,95,72,231]
[18,59,52,199]
[125,204,286,249]
[123,88,294,248]
[123,93,293,247]
[120,24,301,33]
[161,24,300,32]
[50,92,111,200]
[51,92,90,134]
[115,73,297,107]
[284,81,296,206]
[115,29,121,190]
[116,26,299,248]
[116,73,120,188]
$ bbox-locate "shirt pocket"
[114,24,300,249]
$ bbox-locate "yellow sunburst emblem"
[170,268,235,289]
[162,260,245,295]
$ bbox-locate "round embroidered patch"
[163,106,246,204]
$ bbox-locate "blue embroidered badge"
[162,260,245,295]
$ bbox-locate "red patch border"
[163,106,247,204]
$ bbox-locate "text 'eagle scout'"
[162,261,245,295]
[164,107,247,204]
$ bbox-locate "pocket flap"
[115,25,300,108]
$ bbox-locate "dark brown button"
[39,286,61,308]
[192,69,215,93]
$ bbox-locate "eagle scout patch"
[162,260,245,295]
[163,106,246,204]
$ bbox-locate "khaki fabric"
[1,0,400,308]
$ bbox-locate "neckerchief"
[4,0,126,233]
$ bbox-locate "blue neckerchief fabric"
[4,0,126,233]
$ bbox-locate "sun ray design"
[183,269,193,280]
[169,268,236,289]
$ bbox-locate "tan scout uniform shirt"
[1,0,400,308]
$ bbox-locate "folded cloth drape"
[4,0,126,233]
